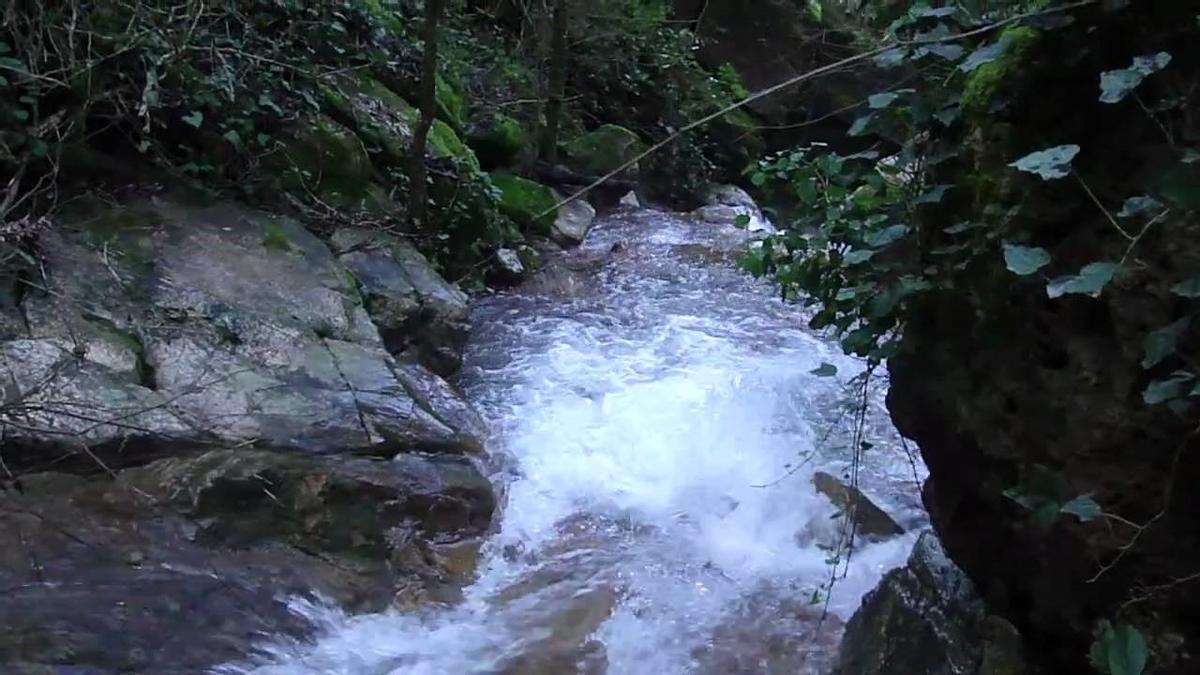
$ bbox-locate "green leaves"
[181,111,205,128]
[1141,318,1189,368]
[1003,243,1050,276]
[959,36,1013,73]
[1089,622,1148,675]
[868,92,900,109]
[1005,468,1103,528]
[1099,52,1172,104]
[1143,372,1195,406]
[1009,145,1080,180]
[1060,495,1102,522]
[1046,262,1120,299]
[1170,278,1200,298]
[1117,196,1163,219]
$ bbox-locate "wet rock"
[692,184,774,234]
[332,227,470,377]
[490,247,528,285]
[813,471,904,540]
[836,531,1028,675]
[0,449,494,673]
[5,197,482,471]
[618,191,641,208]
[551,198,597,247]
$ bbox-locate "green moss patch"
[490,173,559,234]
[563,124,643,177]
[468,113,527,169]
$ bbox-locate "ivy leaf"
[916,43,964,61]
[181,111,204,128]
[848,114,874,137]
[959,36,1013,73]
[1141,317,1189,368]
[1117,195,1163,218]
[1144,373,1195,405]
[222,129,243,149]
[1009,145,1080,180]
[1002,243,1051,276]
[1060,495,1102,522]
[868,92,900,109]
[944,221,984,234]
[732,213,751,228]
[1182,148,1200,164]
[810,362,838,377]
[1100,52,1172,104]
[865,224,909,248]
[1170,277,1200,298]
[1090,623,1148,675]
[1046,262,1120,299]
[843,249,876,265]
[874,48,908,68]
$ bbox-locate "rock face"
[0,450,494,673]
[813,471,904,540]
[885,5,1200,674]
[8,196,482,465]
[0,194,495,672]
[332,227,470,377]
[692,184,774,233]
[837,531,1027,675]
[562,124,643,179]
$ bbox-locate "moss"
[468,113,527,169]
[279,115,374,208]
[261,222,295,252]
[563,124,643,177]
[490,173,559,234]
[429,119,481,172]
[961,26,1039,112]
[435,74,468,131]
[361,0,403,32]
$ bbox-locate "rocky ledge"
[0,193,495,672]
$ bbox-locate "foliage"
[1090,622,1148,675]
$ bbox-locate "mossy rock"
[468,113,527,169]
[961,26,1039,113]
[436,74,468,132]
[491,173,559,234]
[563,124,644,178]
[274,114,383,211]
[429,119,481,172]
[319,73,479,173]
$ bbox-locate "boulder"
[0,448,495,673]
[491,173,559,235]
[5,196,483,471]
[837,531,1029,675]
[551,197,596,247]
[332,227,470,377]
[692,184,774,233]
[271,113,393,214]
[467,113,528,169]
[319,73,479,172]
[562,124,643,179]
[813,471,904,540]
[490,247,528,285]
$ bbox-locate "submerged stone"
[813,471,905,540]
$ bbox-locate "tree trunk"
[408,0,446,228]
[538,0,569,162]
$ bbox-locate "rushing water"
[227,207,928,674]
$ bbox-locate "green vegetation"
[0,0,756,279]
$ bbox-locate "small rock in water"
[836,531,1030,675]
[812,471,904,539]
[618,190,641,208]
[490,247,527,285]
[551,198,597,247]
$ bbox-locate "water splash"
[222,208,926,674]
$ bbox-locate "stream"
[225,206,928,674]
